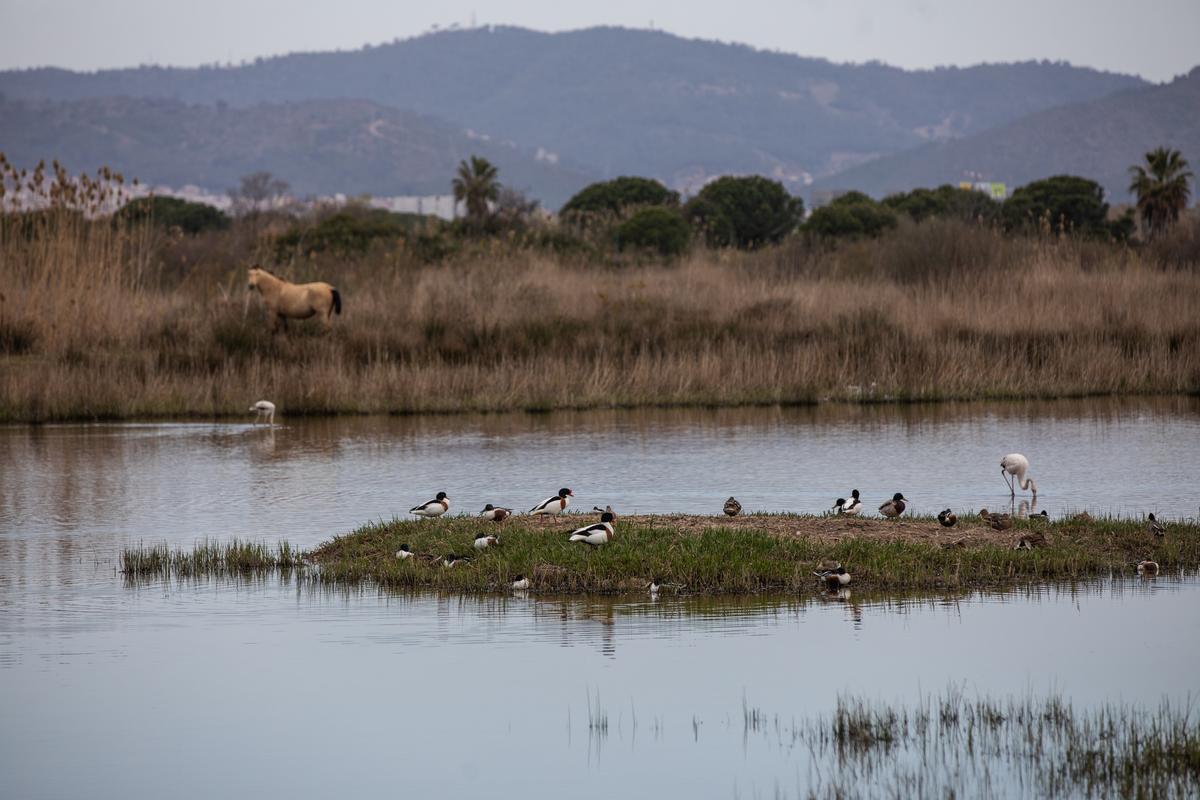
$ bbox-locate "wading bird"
[723,497,742,517]
[480,504,512,522]
[879,493,907,518]
[937,509,958,528]
[530,488,573,515]
[569,512,615,546]
[411,492,450,518]
[1001,453,1038,497]
[249,400,275,425]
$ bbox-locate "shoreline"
[122,513,1197,595]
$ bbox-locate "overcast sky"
[1,0,1197,82]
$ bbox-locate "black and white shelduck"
[530,488,573,516]
[647,578,661,595]
[510,574,530,590]
[842,489,862,516]
[480,504,513,522]
[395,543,414,560]
[1147,514,1166,537]
[569,512,615,546]
[813,560,851,591]
[441,554,471,568]
[473,533,499,550]
[879,492,907,518]
[411,492,450,518]
[1028,510,1050,523]
[937,509,957,528]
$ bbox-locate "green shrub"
[883,185,1001,224]
[116,196,230,234]
[1002,175,1112,238]
[274,208,428,257]
[806,194,898,239]
[615,207,691,257]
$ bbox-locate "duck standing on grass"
[473,533,499,550]
[530,488,573,516]
[1147,514,1166,537]
[879,493,907,518]
[813,560,851,591]
[569,512,615,546]
[723,497,742,517]
[842,490,862,516]
[937,509,957,528]
[480,504,512,522]
[411,492,450,518]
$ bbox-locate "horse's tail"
[331,287,342,316]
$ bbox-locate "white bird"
[510,575,530,590]
[480,504,512,522]
[530,487,573,515]
[473,533,499,550]
[842,489,862,516]
[1000,453,1038,497]
[395,544,413,560]
[411,492,450,518]
[249,400,275,425]
[569,512,615,546]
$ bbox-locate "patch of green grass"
[121,539,302,579]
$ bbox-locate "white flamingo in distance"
[250,400,276,425]
[1000,453,1037,497]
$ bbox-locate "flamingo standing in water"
[1000,453,1037,498]
[250,400,276,425]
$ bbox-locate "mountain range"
[0,25,1191,207]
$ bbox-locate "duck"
[510,574,530,590]
[1014,531,1046,550]
[878,492,907,518]
[813,560,851,591]
[1028,510,1050,523]
[442,554,471,568]
[723,497,742,517]
[1136,560,1159,575]
[832,498,846,514]
[473,533,499,550]
[979,508,1013,530]
[569,512,615,546]
[1147,514,1166,537]
[395,543,414,560]
[411,491,450,518]
[842,489,862,516]
[937,509,957,528]
[648,578,661,595]
[530,488,573,516]
[480,504,512,522]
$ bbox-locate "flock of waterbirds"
[248,406,1168,591]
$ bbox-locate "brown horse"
[247,266,341,332]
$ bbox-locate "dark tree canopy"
[1001,175,1111,237]
[1129,147,1193,238]
[683,175,803,249]
[116,195,230,234]
[883,185,1001,224]
[615,207,691,257]
[561,176,680,217]
[805,193,898,239]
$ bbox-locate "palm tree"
[1129,147,1193,238]
[452,156,500,231]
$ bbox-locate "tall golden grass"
[1,207,1198,422]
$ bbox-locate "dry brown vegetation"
[2,199,1199,421]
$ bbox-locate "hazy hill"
[0,95,594,205]
[0,26,1148,196]
[811,68,1200,202]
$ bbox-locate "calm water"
[2,398,1199,798]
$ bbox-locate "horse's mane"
[251,265,280,278]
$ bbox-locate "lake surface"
[2,398,1199,798]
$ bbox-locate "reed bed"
[731,689,1200,799]
[2,208,1199,422]
[119,514,1199,593]
[120,538,303,578]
